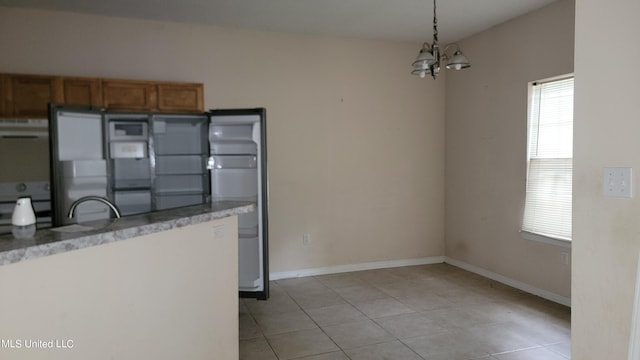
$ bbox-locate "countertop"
[0,201,254,267]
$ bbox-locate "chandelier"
[411,0,471,79]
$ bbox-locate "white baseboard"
[268,255,570,307]
[444,257,571,307]
[270,256,445,281]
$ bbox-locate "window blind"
[522,77,574,241]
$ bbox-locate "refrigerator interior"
[151,115,209,210]
[50,109,110,226]
[105,114,152,217]
[49,105,269,299]
[209,112,267,296]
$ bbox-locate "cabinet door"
[102,80,157,111]
[61,78,102,107]
[4,74,62,117]
[157,83,204,113]
[0,74,8,116]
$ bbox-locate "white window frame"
[521,75,574,248]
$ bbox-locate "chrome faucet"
[67,196,121,219]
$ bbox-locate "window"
[522,77,574,243]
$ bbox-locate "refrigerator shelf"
[112,185,151,191]
[210,195,258,202]
[155,155,206,175]
[154,193,205,210]
[154,151,206,156]
[153,190,206,196]
[153,117,208,155]
[210,155,257,169]
[155,174,206,194]
[113,177,151,189]
[239,230,259,238]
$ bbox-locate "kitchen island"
[0,201,253,360]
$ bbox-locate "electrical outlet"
[302,233,311,245]
[604,167,633,198]
[560,252,570,266]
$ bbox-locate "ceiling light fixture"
[411,0,471,79]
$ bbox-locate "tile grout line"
[243,265,570,360]
[313,274,428,360]
[276,280,353,359]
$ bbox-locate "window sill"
[521,231,571,248]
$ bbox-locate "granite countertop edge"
[0,201,255,267]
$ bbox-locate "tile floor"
[240,264,570,360]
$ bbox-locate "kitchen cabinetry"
[0,75,7,115]
[102,80,157,111]
[1,74,61,117]
[60,77,102,107]
[157,82,204,113]
[102,80,204,113]
[0,73,204,117]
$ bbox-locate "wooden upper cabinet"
[0,74,8,116]
[102,80,157,111]
[157,83,204,113]
[2,74,62,117]
[60,78,102,107]
[0,73,204,116]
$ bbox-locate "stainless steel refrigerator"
[49,105,269,299]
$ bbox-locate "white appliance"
[0,119,52,234]
[49,105,269,299]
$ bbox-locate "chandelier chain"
[433,0,438,44]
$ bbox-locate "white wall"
[444,0,575,300]
[0,7,446,274]
[572,0,640,358]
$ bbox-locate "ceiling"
[0,0,559,43]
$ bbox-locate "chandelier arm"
[444,43,460,54]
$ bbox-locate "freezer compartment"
[211,168,258,199]
[60,160,108,195]
[61,160,107,178]
[114,190,151,216]
[238,234,262,291]
[63,182,110,224]
[155,175,206,194]
[156,155,206,175]
[153,116,208,155]
[73,201,110,223]
[155,193,206,210]
[113,158,151,189]
[57,160,109,225]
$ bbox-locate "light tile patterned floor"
[240,264,571,360]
